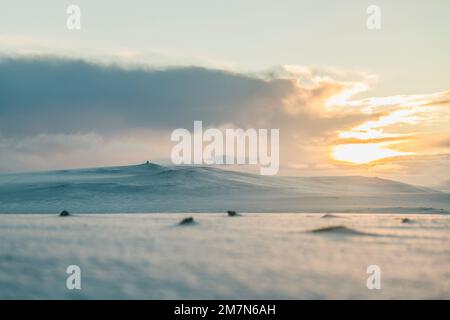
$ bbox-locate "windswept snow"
[0,213,449,299]
[0,163,448,213]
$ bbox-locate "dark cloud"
[0,57,291,136]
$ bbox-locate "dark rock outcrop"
[227,210,240,217]
[179,217,195,225]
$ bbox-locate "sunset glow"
[332,142,414,164]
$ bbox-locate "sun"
[332,143,414,164]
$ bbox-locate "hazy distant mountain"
[0,163,448,213]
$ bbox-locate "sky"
[0,0,449,187]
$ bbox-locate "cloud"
[0,56,371,150]
[0,56,290,136]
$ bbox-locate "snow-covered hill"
[0,163,448,213]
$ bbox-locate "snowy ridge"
[0,163,448,213]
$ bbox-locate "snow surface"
[0,213,449,299]
[1,164,449,299]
